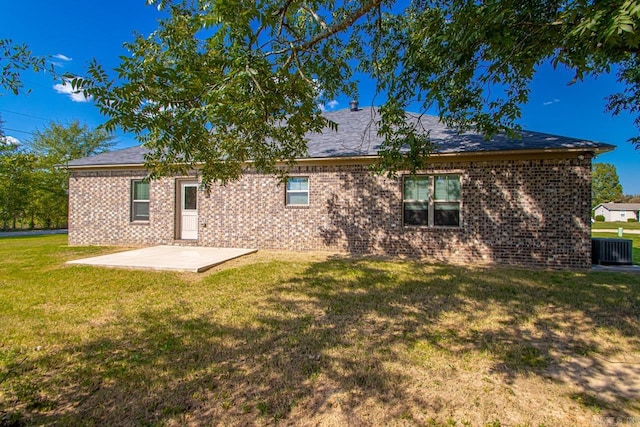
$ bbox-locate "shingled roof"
[594,203,640,211]
[67,107,614,167]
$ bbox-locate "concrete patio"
[66,245,257,272]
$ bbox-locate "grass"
[1,236,640,426]
[592,221,640,230]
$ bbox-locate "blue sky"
[2,1,639,194]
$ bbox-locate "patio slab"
[67,245,257,272]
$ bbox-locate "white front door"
[180,182,198,240]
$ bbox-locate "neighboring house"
[67,107,613,270]
[593,203,640,222]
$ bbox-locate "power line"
[3,128,34,136]
[0,108,49,122]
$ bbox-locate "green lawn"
[1,236,640,426]
[592,221,640,230]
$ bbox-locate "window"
[183,185,197,210]
[286,177,309,206]
[403,176,430,226]
[403,175,461,227]
[131,180,150,221]
[433,175,461,226]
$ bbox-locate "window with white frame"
[403,175,461,227]
[131,180,150,221]
[403,176,430,226]
[286,177,309,206]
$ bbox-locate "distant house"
[593,203,640,222]
[66,106,613,270]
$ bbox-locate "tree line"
[0,117,114,230]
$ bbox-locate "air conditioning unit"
[592,238,633,265]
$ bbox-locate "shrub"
[595,215,605,222]
[628,218,638,223]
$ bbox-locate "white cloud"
[318,99,339,112]
[543,98,560,106]
[1,135,21,146]
[53,79,90,102]
[53,53,72,61]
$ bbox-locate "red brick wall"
[68,155,592,269]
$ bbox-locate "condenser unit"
[592,238,633,265]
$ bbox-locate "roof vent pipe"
[349,100,359,111]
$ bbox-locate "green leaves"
[80,0,640,186]
[567,0,640,50]
[29,120,116,163]
[0,121,115,230]
[78,0,369,187]
[592,163,625,207]
[0,39,50,96]
[0,145,38,229]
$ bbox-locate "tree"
[0,121,115,230]
[30,120,116,164]
[0,144,37,230]
[28,165,69,229]
[592,163,624,207]
[0,39,49,95]
[76,0,640,187]
[28,121,116,229]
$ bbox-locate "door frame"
[175,179,199,240]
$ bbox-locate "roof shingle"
[67,107,614,167]
[596,203,640,211]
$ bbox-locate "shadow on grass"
[2,259,640,425]
[282,260,640,416]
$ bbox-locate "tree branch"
[301,5,328,30]
[299,0,383,51]
[276,0,296,38]
[265,0,382,59]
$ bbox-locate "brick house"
[67,107,613,269]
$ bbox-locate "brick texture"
[68,155,593,269]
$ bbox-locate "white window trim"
[286,177,309,206]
